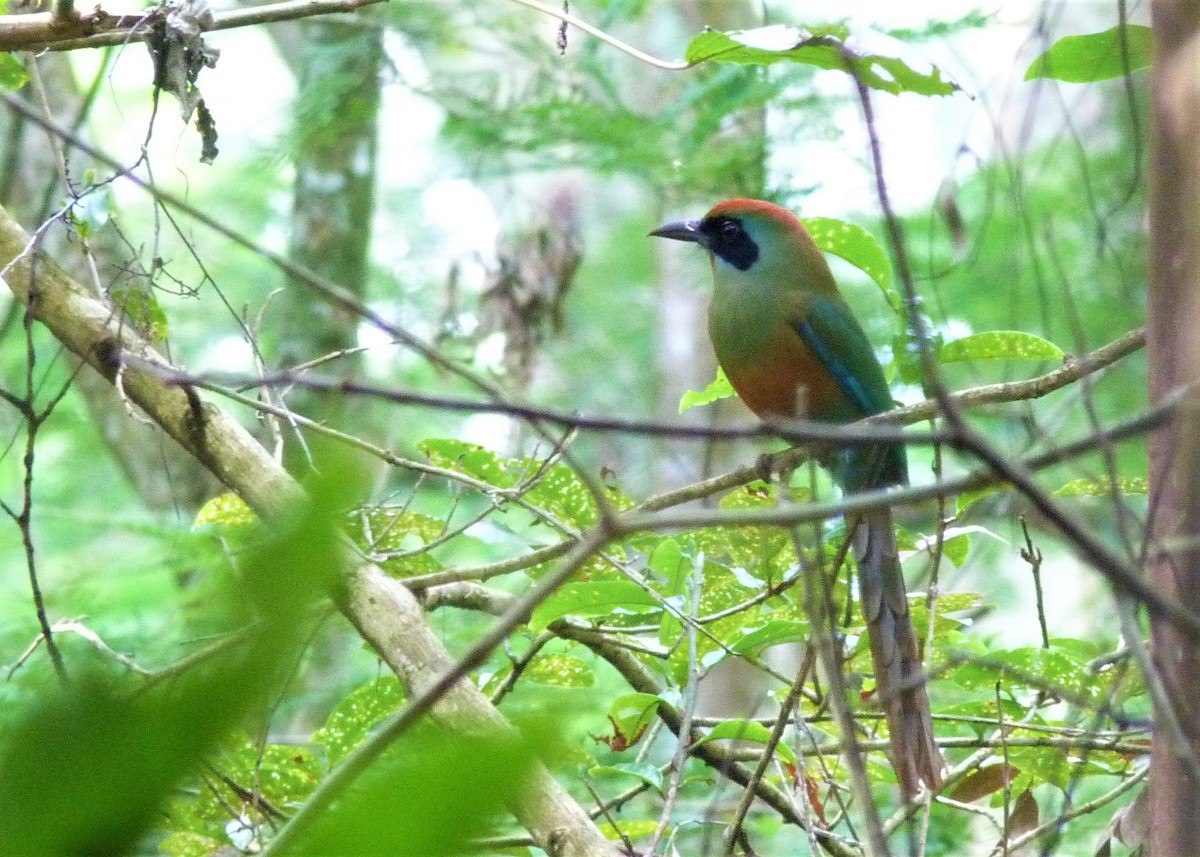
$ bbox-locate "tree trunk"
[275,18,382,443]
[1147,3,1200,851]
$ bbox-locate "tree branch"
[0,204,616,857]
[0,0,385,53]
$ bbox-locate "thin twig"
[1018,518,1051,649]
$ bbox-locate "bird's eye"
[720,219,741,239]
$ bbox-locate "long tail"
[854,507,945,798]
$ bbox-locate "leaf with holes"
[312,677,405,764]
[804,216,892,290]
[938,331,1063,363]
[1054,476,1148,497]
[525,654,595,687]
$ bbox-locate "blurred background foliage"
[0,0,1151,854]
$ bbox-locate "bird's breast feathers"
[713,320,848,421]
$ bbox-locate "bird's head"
[650,198,835,292]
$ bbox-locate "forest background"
[0,1,1178,856]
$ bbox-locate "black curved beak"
[649,219,708,247]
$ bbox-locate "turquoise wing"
[793,293,907,489]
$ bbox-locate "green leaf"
[531,581,661,630]
[680,366,735,412]
[601,693,661,751]
[589,762,664,792]
[932,592,986,615]
[695,719,797,766]
[648,538,689,596]
[804,217,891,289]
[685,25,959,96]
[0,53,28,91]
[729,619,809,656]
[110,288,169,343]
[419,438,615,526]
[914,525,1006,568]
[159,832,224,857]
[420,438,517,488]
[938,331,1063,363]
[0,487,337,857]
[353,507,461,579]
[1054,476,1148,497]
[1025,26,1151,83]
[524,653,595,687]
[193,492,256,528]
[599,819,660,842]
[287,730,535,856]
[313,677,405,764]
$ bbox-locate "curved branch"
[0,205,616,857]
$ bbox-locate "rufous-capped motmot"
[651,198,944,798]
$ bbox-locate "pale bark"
[0,204,616,857]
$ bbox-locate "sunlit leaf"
[597,693,660,752]
[525,653,595,687]
[932,592,986,614]
[110,288,169,343]
[1025,26,1151,83]
[679,366,735,412]
[159,831,224,857]
[194,492,256,528]
[353,508,456,579]
[1054,476,1148,497]
[313,677,405,764]
[648,538,689,596]
[938,331,1063,362]
[598,819,660,842]
[804,216,892,289]
[685,25,959,96]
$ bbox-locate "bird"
[651,198,945,798]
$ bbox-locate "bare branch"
[0,0,384,53]
[0,205,617,857]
